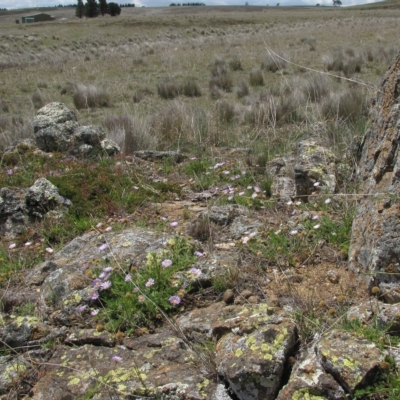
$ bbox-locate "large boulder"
[33,102,120,157]
[348,51,400,301]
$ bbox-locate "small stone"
[222,289,234,304]
[247,296,258,304]
[327,270,339,284]
[240,289,253,299]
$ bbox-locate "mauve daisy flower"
[100,281,112,290]
[89,290,99,300]
[169,296,181,306]
[145,278,155,287]
[161,259,172,268]
[112,355,123,363]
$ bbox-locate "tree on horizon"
[85,0,99,17]
[108,2,121,15]
[75,0,85,17]
[99,0,108,16]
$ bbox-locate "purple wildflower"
[92,278,102,288]
[125,273,132,282]
[76,305,87,313]
[189,268,202,277]
[133,287,139,292]
[112,355,123,363]
[194,251,204,257]
[91,309,99,316]
[9,243,16,249]
[100,281,112,290]
[161,259,172,268]
[169,296,181,306]
[170,221,178,227]
[145,278,155,287]
[98,243,108,251]
[103,266,113,272]
[89,290,99,300]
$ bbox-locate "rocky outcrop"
[348,51,400,301]
[0,178,71,237]
[266,138,337,202]
[33,102,120,157]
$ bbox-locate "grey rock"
[294,138,337,199]
[349,51,400,293]
[315,329,384,395]
[266,157,296,202]
[0,355,30,395]
[277,349,346,400]
[133,150,186,162]
[216,317,297,400]
[101,138,121,156]
[2,316,50,349]
[33,102,120,157]
[265,139,337,202]
[25,178,72,219]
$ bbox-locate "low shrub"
[103,113,156,154]
[157,77,181,100]
[236,80,250,99]
[182,78,202,97]
[31,89,48,110]
[321,87,368,122]
[229,56,243,71]
[249,68,264,87]
[73,84,111,109]
[261,52,288,72]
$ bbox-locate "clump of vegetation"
[209,57,233,93]
[90,235,197,332]
[249,68,264,87]
[157,77,181,100]
[73,84,111,109]
[261,52,288,72]
[182,78,202,97]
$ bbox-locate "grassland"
[0,4,399,155]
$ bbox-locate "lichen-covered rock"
[0,187,27,237]
[101,138,121,156]
[265,139,336,202]
[277,348,346,400]
[216,318,297,400]
[266,157,296,202]
[2,316,49,348]
[0,179,71,237]
[349,51,400,299]
[25,178,72,219]
[31,330,228,399]
[65,329,116,347]
[179,303,296,400]
[294,139,337,198]
[347,300,400,335]
[315,329,384,395]
[0,355,29,395]
[33,102,120,157]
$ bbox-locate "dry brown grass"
[0,5,398,153]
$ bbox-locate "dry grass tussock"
[0,7,398,155]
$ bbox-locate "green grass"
[91,236,196,333]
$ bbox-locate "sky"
[0,0,382,10]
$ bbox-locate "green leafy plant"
[93,236,196,332]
